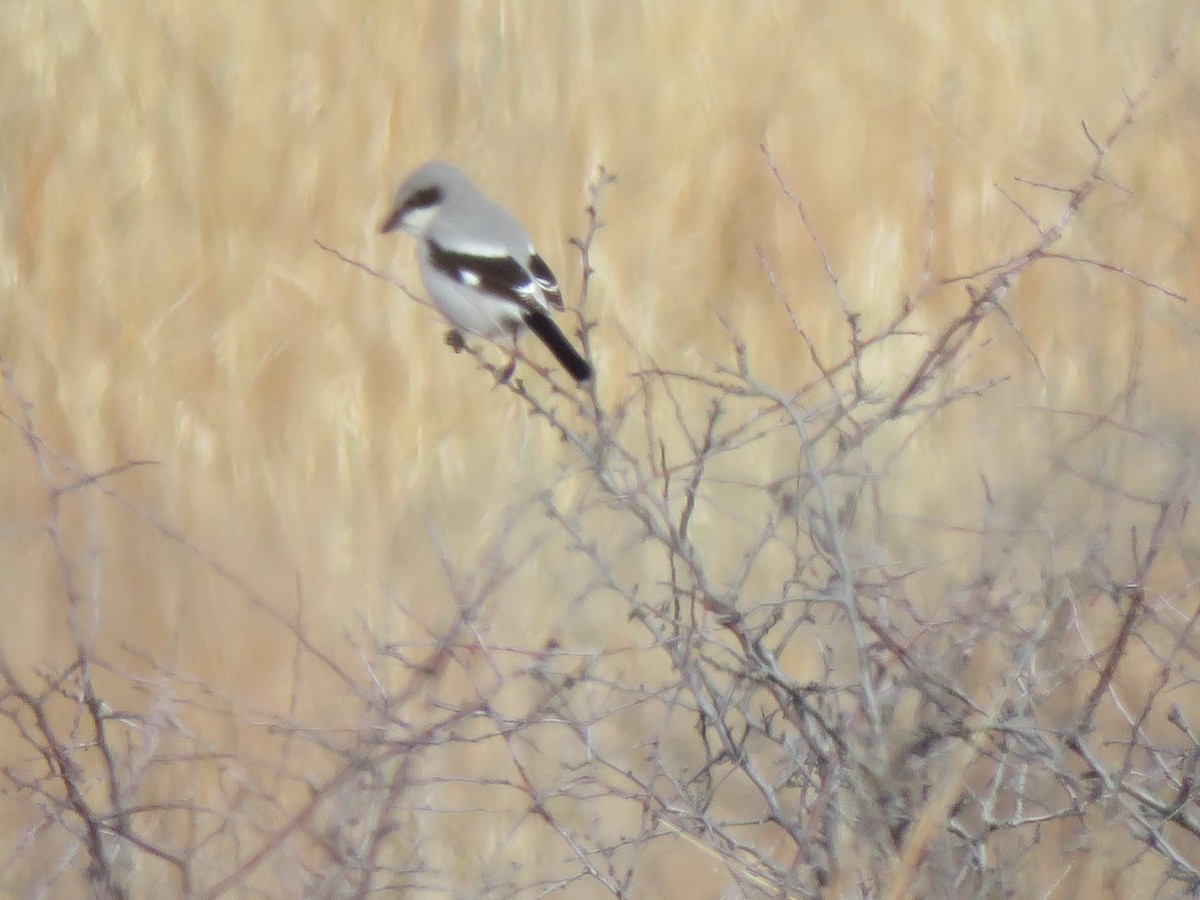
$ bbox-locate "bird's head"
[379,160,474,236]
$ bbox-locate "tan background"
[2,2,1199,896]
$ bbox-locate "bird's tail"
[523,312,593,382]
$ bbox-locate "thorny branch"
[2,28,1199,898]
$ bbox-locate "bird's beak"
[379,207,404,234]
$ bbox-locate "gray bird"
[379,161,593,383]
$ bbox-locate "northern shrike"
[379,161,593,383]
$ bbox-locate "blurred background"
[2,2,1199,896]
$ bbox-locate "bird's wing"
[426,201,562,314]
[426,241,548,314]
[527,253,564,310]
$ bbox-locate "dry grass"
[2,2,1200,897]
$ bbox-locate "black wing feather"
[428,242,539,310]
[527,254,564,310]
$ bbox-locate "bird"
[379,161,593,383]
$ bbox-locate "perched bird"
[379,161,593,383]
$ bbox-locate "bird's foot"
[444,329,466,353]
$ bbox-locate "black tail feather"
[523,312,593,382]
